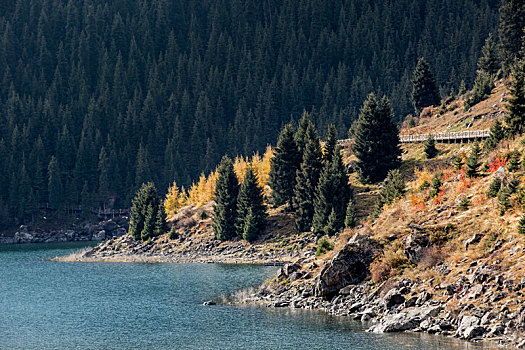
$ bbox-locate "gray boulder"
[404,233,430,264]
[314,234,380,299]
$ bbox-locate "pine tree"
[236,167,266,241]
[345,199,357,229]
[353,93,401,184]
[506,58,525,135]
[323,124,337,165]
[478,33,500,75]
[153,202,167,237]
[268,123,300,208]
[467,70,495,107]
[498,0,525,72]
[411,57,440,116]
[294,112,314,155]
[519,214,525,234]
[80,181,91,219]
[488,178,502,197]
[458,80,467,96]
[129,182,163,241]
[242,208,258,242]
[454,155,464,171]
[141,204,156,241]
[97,147,110,205]
[508,151,521,171]
[323,209,338,237]
[294,124,323,233]
[212,156,239,241]
[424,135,438,159]
[373,169,405,218]
[485,119,505,150]
[466,142,482,178]
[312,146,351,235]
[48,156,63,209]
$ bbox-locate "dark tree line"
[0,0,499,226]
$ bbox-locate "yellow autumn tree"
[166,147,274,214]
[164,181,188,217]
[234,156,249,183]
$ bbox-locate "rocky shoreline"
[0,217,128,244]
[234,233,525,349]
[53,233,305,264]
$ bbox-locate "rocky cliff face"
[0,217,128,244]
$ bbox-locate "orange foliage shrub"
[488,154,508,173]
[409,193,427,211]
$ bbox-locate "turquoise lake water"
[0,242,489,349]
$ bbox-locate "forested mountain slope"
[0,0,499,225]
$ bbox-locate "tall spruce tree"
[268,123,301,208]
[48,156,63,209]
[293,124,323,233]
[372,169,406,218]
[128,182,165,241]
[466,142,482,178]
[506,58,525,135]
[411,57,440,116]
[312,145,352,236]
[424,135,438,159]
[485,119,505,150]
[212,156,239,241]
[478,33,500,75]
[345,199,357,229]
[498,0,525,72]
[236,167,266,242]
[294,112,315,155]
[323,124,337,165]
[353,93,401,184]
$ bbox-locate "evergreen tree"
[519,214,525,235]
[411,57,440,116]
[478,33,500,75]
[236,167,266,241]
[345,199,357,229]
[153,202,167,237]
[373,169,405,218]
[488,178,502,197]
[312,145,351,235]
[141,204,155,241]
[498,0,525,72]
[80,181,91,219]
[508,151,521,171]
[98,147,110,205]
[323,209,338,237]
[466,142,482,177]
[454,155,464,171]
[293,124,323,233]
[294,112,314,155]
[424,135,438,159]
[353,93,401,183]
[128,182,163,241]
[485,119,505,150]
[212,156,239,241]
[323,124,337,165]
[506,58,525,135]
[242,208,258,243]
[466,70,495,107]
[268,123,300,208]
[48,156,63,209]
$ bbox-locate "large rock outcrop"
[315,233,380,299]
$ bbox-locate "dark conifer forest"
[0,0,500,225]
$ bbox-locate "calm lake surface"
[0,242,491,350]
